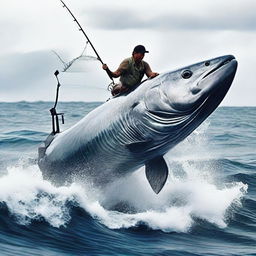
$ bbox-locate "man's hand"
[102,64,120,78]
[102,64,108,70]
[149,72,159,78]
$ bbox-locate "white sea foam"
[0,125,248,232]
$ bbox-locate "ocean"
[0,102,255,256]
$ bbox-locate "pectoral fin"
[145,156,168,194]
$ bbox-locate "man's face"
[133,52,145,62]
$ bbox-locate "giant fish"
[38,55,237,194]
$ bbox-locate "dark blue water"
[0,102,255,256]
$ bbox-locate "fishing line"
[59,0,114,87]
[53,42,99,73]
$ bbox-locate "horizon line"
[0,101,255,107]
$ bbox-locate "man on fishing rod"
[102,45,159,96]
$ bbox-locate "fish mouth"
[187,55,237,118]
[202,55,236,80]
[196,56,237,115]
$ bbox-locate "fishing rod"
[59,0,114,84]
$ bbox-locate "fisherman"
[102,45,159,96]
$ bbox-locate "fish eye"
[205,61,210,66]
[181,70,193,79]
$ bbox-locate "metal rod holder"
[50,70,65,134]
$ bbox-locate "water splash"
[0,160,247,232]
[0,163,77,227]
[0,124,248,232]
[94,166,247,232]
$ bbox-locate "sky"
[0,0,256,105]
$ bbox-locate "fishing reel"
[107,80,117,92]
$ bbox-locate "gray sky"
[0,0,255,105]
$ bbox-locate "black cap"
[133,45,149,54]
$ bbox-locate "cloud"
[0,0,256,105]
[84,2,256,31]
[83,9,144,30]
[0,51,59,102]
[0,21,23,53]
[0,51,58,90]
[0,50,110,102]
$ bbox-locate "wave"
[4,130,46,136]
[0,137,42,147]
[0,130,48,147]
[0,157,247,233]
[0,108,252,238]
[0,123,248,232]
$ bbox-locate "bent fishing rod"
[59,0,114,84]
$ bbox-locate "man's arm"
[145,62,159,78]
[102,64,121,78]
[102,59,129,78]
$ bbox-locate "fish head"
[145,55,237,114]
[138,55,238,153]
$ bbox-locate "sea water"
[0,102,255,256]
